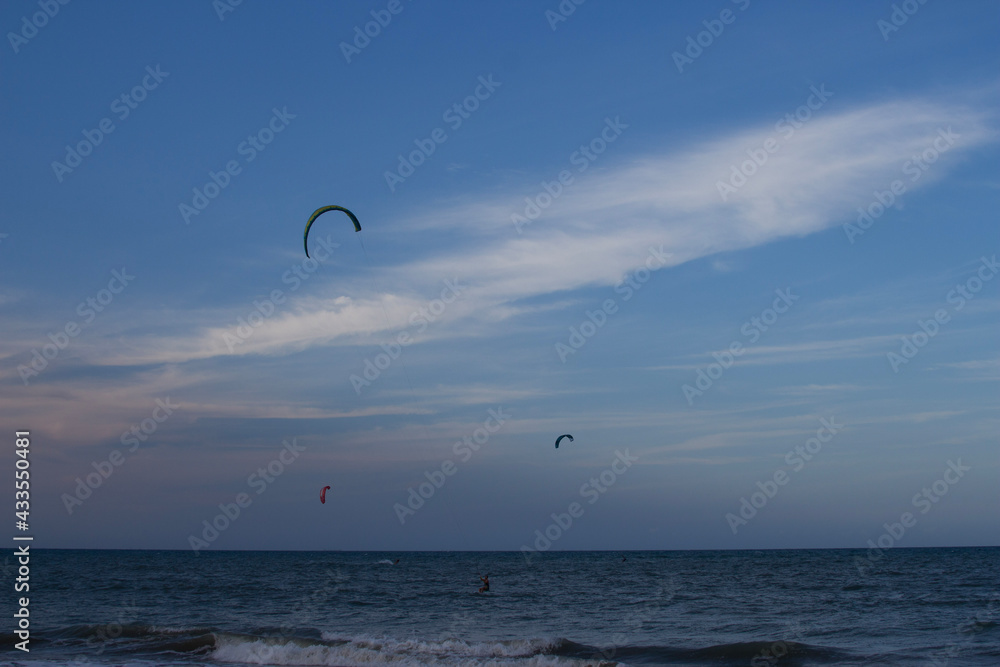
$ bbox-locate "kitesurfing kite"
[303,205,361,258]
[320,485,332,504]
[555,434,574,449]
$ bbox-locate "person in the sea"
[393,559,400,564]
[478,574,489,593]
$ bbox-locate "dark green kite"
[304,205,361,257]
[555,434,574,449]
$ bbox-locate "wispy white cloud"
[770,383,873,395]
[646,334,899,370]
[932,358,1000,371]
[738,335,900,364]
[926,357,1000,383]
[14,96,994,371]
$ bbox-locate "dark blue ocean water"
[7,548,1000,666]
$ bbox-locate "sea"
[7,548,1000,666]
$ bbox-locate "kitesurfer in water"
[393,559,400,565]
[478,574,489,593]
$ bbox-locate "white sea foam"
[212,632,588,666]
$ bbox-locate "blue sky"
[1,1,998,552]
